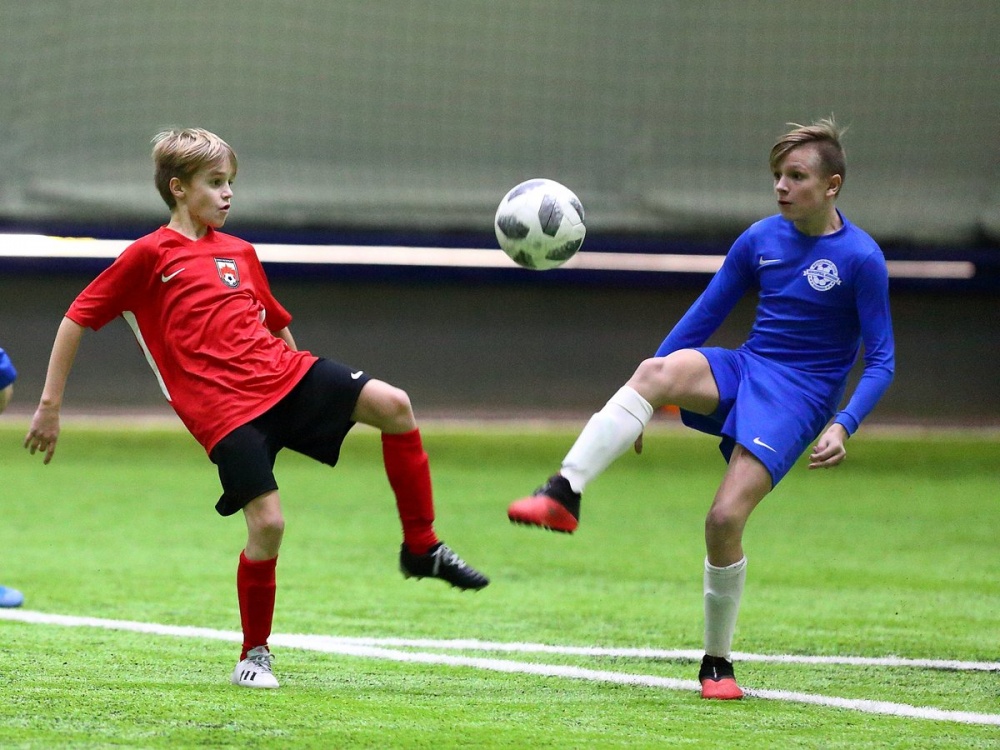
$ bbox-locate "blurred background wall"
[2,1,998,243]
[3,274,997,426]
[1,2,997,425]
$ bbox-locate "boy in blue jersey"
[0,347,25,607]
[508,118,895,699]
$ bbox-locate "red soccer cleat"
[698,655,745,700]
[507,475,580,534]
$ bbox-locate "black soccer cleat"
[399,542,490,591]
[507,474,581,533]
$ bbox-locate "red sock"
[237,551,277,660]
[382,429,439,555]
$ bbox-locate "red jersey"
[67,226,318,453]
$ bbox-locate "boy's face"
[772,144,841,227]
[173,159,234,229]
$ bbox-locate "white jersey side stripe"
[122,311,171,402]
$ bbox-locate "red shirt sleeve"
[67,239,156,330]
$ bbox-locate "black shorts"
[209,358,372,516]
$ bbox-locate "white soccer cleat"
[231,645,279,689]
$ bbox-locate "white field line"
[2,609,998,727]
[293,636,1000,672]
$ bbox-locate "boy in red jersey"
[24,128,489,688]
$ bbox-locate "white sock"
[560,386,654,494]
[703,556,747,660]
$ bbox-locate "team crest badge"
[803,259,841,291]
[215,258,240,288]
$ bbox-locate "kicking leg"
[353,379,489,590]
[508,349,718,532]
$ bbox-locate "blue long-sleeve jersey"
[655,213,895,434]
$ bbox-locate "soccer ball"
[494,178,586,270]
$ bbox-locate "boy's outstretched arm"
[24,317,85,464]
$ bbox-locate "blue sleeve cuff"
[834,412,858,436]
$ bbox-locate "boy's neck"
[794,206,843,237]
[167,214,212,241]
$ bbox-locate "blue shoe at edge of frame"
[0,586,24,608]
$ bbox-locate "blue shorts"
[680,347,843,486]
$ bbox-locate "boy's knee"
[633,357,665,382]
[705,499,749,538]
[244,494,285,538]
[630,350,717,413]
[359,381,415,432]
[383,385,413,419]
[385,388,416,432]
[249,510,284,539]
[628,357,676,405]
[247,512,284,560]
[705,503,733,534]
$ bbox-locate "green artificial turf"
[0,422,996,748]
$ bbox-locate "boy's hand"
[24,405,62,464]
[808,423,848,469]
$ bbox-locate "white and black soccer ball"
[494,178,586,270]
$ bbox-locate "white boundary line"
[293,636,1000,672]
[2,609,998,726]
[0,233,978,280]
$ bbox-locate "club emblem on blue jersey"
[803,259,841,291]
[215,258,240,288]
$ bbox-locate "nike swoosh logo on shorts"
[752,436,777,452]
[161,268,185,282]
[758,258,781,266]
[351,370,364,379]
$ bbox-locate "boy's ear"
[168,177,186,200]
[827,173,842,198]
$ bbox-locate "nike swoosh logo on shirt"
[752,437,777,452]
[161,268,185,282]
[758,258,781,266]
[351,371,364,380]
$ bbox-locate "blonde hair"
[152,128,238,209]
[769,117,847,187]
